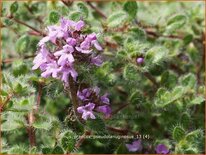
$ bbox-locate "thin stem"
[106,126,129,135]
[26,111,36,147]
[24,4,43,23]
[3,55,35,64]
[111,103,129,115]
[87,2,107,19]
[35,83,43,112]
[68,75,84,124]
[61,0,73,7]
[7,15,45,36]
[1,93,13,110]
[169,64,184,75]
[143,72,159,87]
[75,130,91,149]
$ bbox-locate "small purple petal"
[155,144,169,154]
[91,55,103,66]
[136,57,144,64]
[91,40,102,51]
[75,20,85,31]
[96,105,111,117]
[126,140,142,152]
[77,103,96,120]
[100,93,110,104]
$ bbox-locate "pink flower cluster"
[32,18,103,85]
[77,87,112,120]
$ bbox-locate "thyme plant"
[1,1,205,154]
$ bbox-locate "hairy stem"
[87,2,107,19]
[35,83,43,112]
[26,111,36,147]
[75,130,91,149]
[7,15,45,36]
[68,75,84,124]
[111,103,129,115]
[143,72,159,87]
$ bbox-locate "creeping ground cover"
[0,1,205,154]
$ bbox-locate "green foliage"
[107,11,128,27]
[32,114,53,130]
[15,35,30,54]
[60,130,77,152]
[172,126,186,142]
[76,2,89,18]
[123,1,138,18]
[49,11,60,24]
[10,1,19,14]
[166,14,187,34]
[86,115,105,133]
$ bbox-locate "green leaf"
[61,130,77,152]
[161,71,177,89]
[189,96,205,106]
[123,64,138,81]
[145,46,169,64]
[185,129,203,142]
[12,60,28,77]
[69,11,82,21]
[15,35,30,54]
[77,2,89,18]
[14,83,24,94]
[10,1,19,14]
[129,27,146,40]
[114,143,128,154]
[156,88,167,98]
[166,14,187,34]
[41,147,52,154]
[183,34,193,45]
[49,11,60,24]
[107,11,128,27]
[167,14,187,26]
[32,114,52,130]
[180,73,196,88]
[1,120,23,131]
[123,1,138,18]
[181,113,190,129]
[8,146,27,154]
[86,115,105,133]
[171,86,186,101]
[52,146,64,154]
[3,18,13,26]
[173,126,186,142]
[29,147,37,154]
[129,90,144,105]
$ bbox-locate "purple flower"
[100,93,110,104]
[136,57,144,64]
[77,103,96,120]
[91,40,102,51]
[96,105,112,117]
[66,37,77,46]
[77,88,92,101]
[33,18,103,85]
[91,55,103,66]
[76,33,102,54]
[32,45,53,70]
[54,44,74,65]
[155,144,169,154]
[59,64,78,83]
[41,61,60,78]
[75,20,85,31]
[126,140,142,152]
